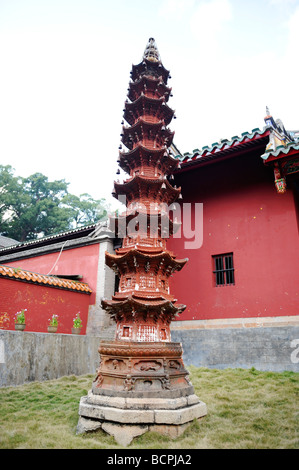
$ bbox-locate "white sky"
[0,0,299,210]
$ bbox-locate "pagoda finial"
[143,37,160,63]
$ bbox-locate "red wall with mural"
[168,151,299,321]
[4,243,100,305]
[0,278,91,333]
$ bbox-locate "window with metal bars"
[212,253,235,286]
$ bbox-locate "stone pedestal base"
[77,390,207,446]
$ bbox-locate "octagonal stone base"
[76,390,207,446]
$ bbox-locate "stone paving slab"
[77,394,207,445]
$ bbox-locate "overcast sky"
[0,0,298,209]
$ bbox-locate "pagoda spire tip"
[143,37,161,63]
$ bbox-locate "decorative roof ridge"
[260,108,298,161]
[175,127,269,163]
[0,223,98,253]
[261,142,299,160]
[0,264,92,293]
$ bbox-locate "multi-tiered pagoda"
[77,38,207,446]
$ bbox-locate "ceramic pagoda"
[77,38,207,446]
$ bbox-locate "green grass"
[0,367,298,449]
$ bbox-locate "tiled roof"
[174,127,270,168]
[261,141,299,161]
[0,265,92,294]
[0,236,19,248]
[0,223,97,253]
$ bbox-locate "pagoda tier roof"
[113,174,181,206]
[131,58,170,84]
[101,295,186,320]
[109,208,181,239]
[123,94,174,126]
[118,144,179,175]
[121,118,174,150]
[128,75,172,103]
[112,289,174,302]
[116,244,167,255]
[105,248,187,275]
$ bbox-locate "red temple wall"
[3,244,100,305]
[0,278,90,334]
[168,152,299,321]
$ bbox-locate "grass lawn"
[0,366,298,449]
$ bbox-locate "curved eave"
[101,296,186,314]
[122,117,168,137]
[119,143,165,159]
[118,144,180,174]
[119,143,165,171]
[131,59,170,83]
[125,93,165,109]
[123,94,174,126]
[110,207,180,223]
[128,75,172,102]
[121,121,175,150]
[121,118,162,147]
[105,248,187,272]
[113,174,181,201]
[108,208,181,238]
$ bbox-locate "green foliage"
[0,165,20,221]
[73,313,83,328]
[0,165,109,241]
[48,315,59,327]
[61,193,109,228]
[14,309,26,324]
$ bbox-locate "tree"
[0,166,109,241]
[0,165,19,221]
[61,193,109,228]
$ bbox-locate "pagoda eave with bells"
[77,38,207,446]
[118,143,180,175]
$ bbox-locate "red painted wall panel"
[4,243,100,305]
[0,278,90,334]
[168,152,299,321]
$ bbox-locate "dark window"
[212,253,235,286]
[114,275,120,294]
